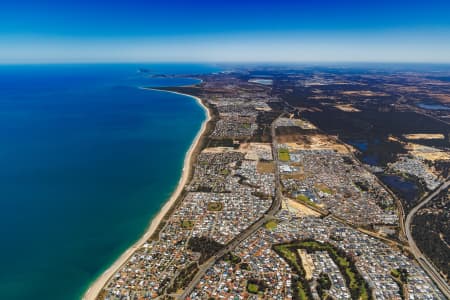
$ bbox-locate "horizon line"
[1,60,450,66]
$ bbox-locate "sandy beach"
[83,90,210,300]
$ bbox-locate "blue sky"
[1,0,450,63]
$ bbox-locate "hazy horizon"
[1,0,450,63]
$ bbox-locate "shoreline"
[83,88,210,300]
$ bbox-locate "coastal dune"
[83,90,210,300]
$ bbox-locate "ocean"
[0,64,218,300]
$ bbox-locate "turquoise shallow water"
[0,64,217,300]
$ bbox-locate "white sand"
[83,90,210,300]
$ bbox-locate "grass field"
[207,201,224,211]
[274,241,371,300]
[315,183,333,194]
[181,219,195,229]
[273,244,310,300]
[295,194,319,209]
[264,220,278,230]
[278,148,290,161]
[247,283,259,294]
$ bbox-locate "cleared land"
[334,104,361,112]
[341,90,388,97]
[286,199,321,217]
[257,161,275,173]
[406,143,450,161]
[403,133,445,140]
[282,135,349,153]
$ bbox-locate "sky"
[1,0,450,63]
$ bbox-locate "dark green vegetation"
[247,282,260,294]
[158,69,450,298]
[273,240,371,300]
[302,110,448,166]
[433,160,450,178]
[391,268,409,299]
[354,181,369,192]
[380,174,423,213]
[187,237,224,264]
[391,268,408,283]
[222,252,242,265]
[275,125,319,138]
[295,194,319,209]
[264,219,279,230]
[207,201,224,211]
[149,86,219,241]
[246,279,268,295]
[240,262,251,271]
[181,219,195,229]
[272,70,449,167]
[317,273,332,299]
[167,262,198,293]
[156,86,203,97]
[254,110,283,143]
[315,183,333,195]
[219,168,230,176]
[412,187,450,281]
[273,243,311,300]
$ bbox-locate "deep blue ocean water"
[0,64,217,300]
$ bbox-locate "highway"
[178,118,283,299]
[179,113,450,299]
[405,181,450,299]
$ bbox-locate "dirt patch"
[341,90,388,97]
[403,133,445,140]
[430,93,450,103]
[239,142,273,160]
[286,199,321,217]
[334,104,361,112]
[202,147,236,153]
[257,161,276,173]
[298,249,314,280]
[406,143,450,161]
[280,135,349,153]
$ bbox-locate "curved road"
[178,118,284,299]
[179,113,449,299]
[405,181,450,298]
